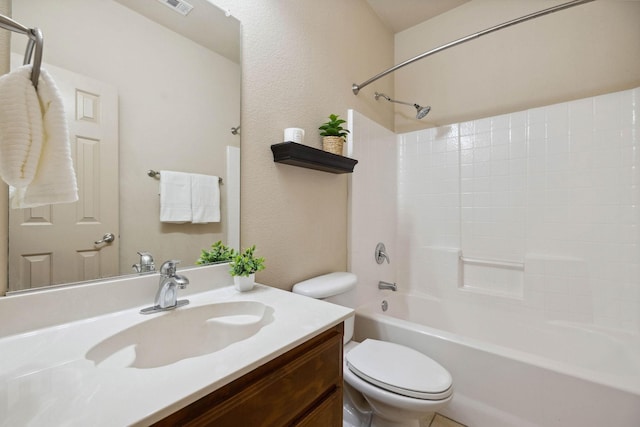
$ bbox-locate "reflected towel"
[191,173,220,223]
[0,65,43,194]
[14,67,78,208]
[160,170,192,223]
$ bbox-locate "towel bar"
[147,170,223,184]
[0,13,43,88]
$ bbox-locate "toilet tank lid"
[292,272,357,299]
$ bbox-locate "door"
[9,61,119,291]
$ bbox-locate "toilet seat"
[346,339,452,400]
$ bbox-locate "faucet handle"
[137,251,154,262]
[160,259,181,276]
[375,242,390,264]
[136,251,155,272]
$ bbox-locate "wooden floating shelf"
[270,141,358,174]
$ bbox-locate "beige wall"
[394,0,640,133]
[211,0,395,289]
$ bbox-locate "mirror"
[6,0,241,293]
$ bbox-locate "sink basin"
[86,301,274,369]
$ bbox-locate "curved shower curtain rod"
[352,0,595,95]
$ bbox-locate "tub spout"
[378,281,397,291]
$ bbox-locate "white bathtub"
[353,292,640,427]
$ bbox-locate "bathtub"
[353,292,640,427]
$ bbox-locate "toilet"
[292,272,453,427]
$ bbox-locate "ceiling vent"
[157,0,193,16]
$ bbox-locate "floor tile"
[429,413,467,427]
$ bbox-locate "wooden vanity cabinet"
[154,323,344,427]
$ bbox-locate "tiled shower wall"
[396,88,639,333]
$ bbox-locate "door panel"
[9,61,119,291]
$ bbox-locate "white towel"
[160,170,192,223]
[15,67,78,208]
[0,65,43,194]
[0,65,79,208]
[191,174,220,223]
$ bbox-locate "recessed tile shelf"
[271,141,358,174]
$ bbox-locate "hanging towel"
[160,170,192,223]
[0,65,43,196]
[14,67,78,208]
[191,173,220,223]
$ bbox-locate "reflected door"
[9,63,119,291]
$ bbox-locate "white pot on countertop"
[233,273,255,292]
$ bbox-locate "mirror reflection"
[6,0,241,293]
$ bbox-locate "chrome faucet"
[140,260,190,314]
[132,251,155,273]
[378,280,397,291]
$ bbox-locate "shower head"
[374,92,431,120]
[416,105,431,119]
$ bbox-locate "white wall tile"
[349,87,640,334]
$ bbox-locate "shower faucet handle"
[375,242,390,264]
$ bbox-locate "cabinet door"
[155,323,344,427]
[294,391,342,427]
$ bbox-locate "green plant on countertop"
[196,240,236,265]
[318,114,350,139]
[229,245,266,277]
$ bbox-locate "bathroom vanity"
[0,264,352,426]
[157,323,344,426]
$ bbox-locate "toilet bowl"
[344,340,452,422]
[292,272,453,426]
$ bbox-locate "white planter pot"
[233,273,255,292]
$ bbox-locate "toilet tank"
[292,272,357,344]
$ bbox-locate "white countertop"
[0,268,352,426]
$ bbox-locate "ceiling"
[115,0,240,63]
[366,0,470,33]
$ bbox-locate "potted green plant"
[196,241,236,265]
[319,113,350,155]
[229,245,266,291]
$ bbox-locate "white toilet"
[292,272,453,427]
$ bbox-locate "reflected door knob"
[95,233,115,245]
